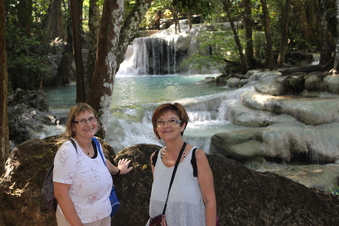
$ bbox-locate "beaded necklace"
[161,147,186,159]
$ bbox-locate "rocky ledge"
[208,69,339,193]
[7,88,62,148]
[0,135,339,226]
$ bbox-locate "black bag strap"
[191,148,198,177]
[70,138,77,153]
[42,139,78,211]
[92,137,106,165]
[151,149,160,167]
[162,142,187,215]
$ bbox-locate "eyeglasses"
[156,119,182,127]
[73,116,97,125]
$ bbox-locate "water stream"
[45,74,253,153]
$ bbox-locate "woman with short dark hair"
[148,102,216,226]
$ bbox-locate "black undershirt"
[90,140,98,159]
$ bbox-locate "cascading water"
[118,22,216,76]
[44,68,339,173]
[44,74,248,153]
[119,37,178,75]
[104,75,243,152]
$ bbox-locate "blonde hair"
[65,103,99,138]
[151,102,189,139]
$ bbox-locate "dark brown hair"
[151,102,189,139]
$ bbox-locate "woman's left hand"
[117,158,133,175]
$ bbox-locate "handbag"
[149,214,167,226]
[109,186,121,217]
[149,142,187,226]
[94,137,120,218]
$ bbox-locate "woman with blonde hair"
[53,103,133,225]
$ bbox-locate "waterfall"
[119,37,178,75]
[117,23,215,76]
[311,53,320,65]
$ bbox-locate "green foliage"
[263,0,319,52]
[140,0,173,29]
[5,0,54,90]
[6,27,49,90]
[31,0,50,21]
[182,24,268,74]
[182,25,240,74]
[172,0,218,16]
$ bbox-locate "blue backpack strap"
[92,137,106,166]
[191,148,198,177]
[151,149,160,167]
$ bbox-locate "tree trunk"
[243,0,254,69]
[319,0,332,66]
[172,6,180,34]
[276,0,291,68]
[44,0,64,41]
[55,18,74,86]
[154,10,161,29]
[223,0,247,74]
[17,0,32,36]
[187,10,192,30]
[0,0,9,171]
[86,0,100,101]
[116,0,153,72]
[87,0,124,138]
[261,0,275,70]
[334,0,339,71]
[292,0,316,48]
[70,0,86,103]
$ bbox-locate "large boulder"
[1,136,339,226]
[226,101,297,127]
[7,89,59,146]
[210,122,339,163]
[323,75,339,94]
[0,134,115,226]
[254,80,285,96]
[241,91,339,126]
[210,69,339,174]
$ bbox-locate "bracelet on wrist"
[115,169,121,176]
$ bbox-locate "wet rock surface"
[211,69,339,174]
[8,89,59,146]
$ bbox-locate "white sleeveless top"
[147,146,206,226]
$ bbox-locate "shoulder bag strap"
[92,137,106,166]
[191,148,198,177]
[151,149,160,167]
[162,142,187,215]
[69,139,78,153]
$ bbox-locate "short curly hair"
[151,102,189,139]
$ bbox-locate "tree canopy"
[4,0,337,91]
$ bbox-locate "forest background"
[1,0,339,174]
